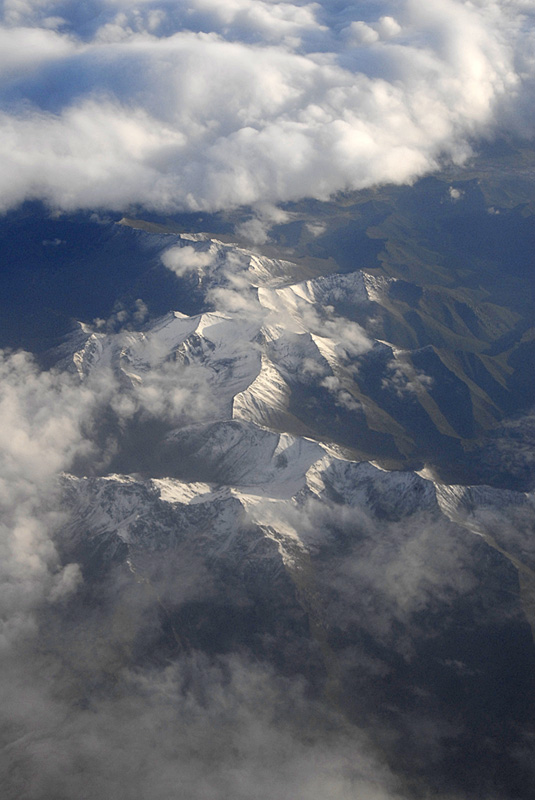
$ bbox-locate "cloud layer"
[0,0,533,213]
[0,345,409,800]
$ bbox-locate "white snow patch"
[362,273,391,302]
[233,354,291,427]
[153,478,213,505]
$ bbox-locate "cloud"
[235,202,291,245]
[41,236,66,245]
[344,21,380,46]
[448,185,464,201]
[94,297,149,332]
[0,0,532,213]
[0,333,221,647]
[0,349,100,668]
[381,354,434,397]
[248,487,480,649]
[1,647,408,800]
[376,15,402,39]
[0,333,532,798]
[174,245,373,365]
[161,243,216,277]
[0,347,408,800]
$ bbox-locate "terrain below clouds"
[1,147,535,798]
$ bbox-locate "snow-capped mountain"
[3,179,534,800]
[49,231,534,683]
[49,223,532,495]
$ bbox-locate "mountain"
[49,208,534,486]
[1,154,534,799]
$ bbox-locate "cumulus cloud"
[0,327,219,637]
[0,350,105,778]
[344,20,380,46]
[381,354,434,397]
[0,0,532,213]
[235,202,291,244]
[448,185,464,201]
[161,243,216,277]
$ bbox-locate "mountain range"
[1,149,535,799]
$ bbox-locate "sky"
[0,0,533,213]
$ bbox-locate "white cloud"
[0,0,531,213]
[382,354,434,397]
[0,331,223,650]
[376,16,402,39]
[344,21,380,45]
[0,351,97,652]
[161,243,216,276]
[448,185,464,201]
[0,24,73,76]
[235,202,291,244]
[0,347,409,800]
